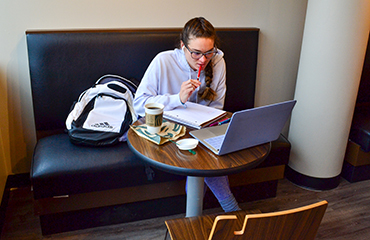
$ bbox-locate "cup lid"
[176,138,199,150]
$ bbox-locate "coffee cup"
[144,103,164,134]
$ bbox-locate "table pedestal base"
[186,176,204,217]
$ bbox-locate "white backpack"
[65,74,138,146]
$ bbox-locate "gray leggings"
[186,175,232,201]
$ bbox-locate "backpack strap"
[96,74,138,94]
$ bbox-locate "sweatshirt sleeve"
[133,53,184,117]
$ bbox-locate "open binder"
[163,102,227,129]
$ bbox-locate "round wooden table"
[127,118,270,217]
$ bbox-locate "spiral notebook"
[163,102,227,129]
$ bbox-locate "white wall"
[0,0,308,180]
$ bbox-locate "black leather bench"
[26,28,291,235]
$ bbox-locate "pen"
[209,118,229,127]
[218,118,230,125]
[197,65,201,81]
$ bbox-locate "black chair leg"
[164,229,170,240]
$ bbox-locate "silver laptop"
[189,100,296,155]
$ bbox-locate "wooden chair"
[165,200,328,240]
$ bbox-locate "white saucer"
[176,138,199,150]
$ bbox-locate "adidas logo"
[91,122,113,129]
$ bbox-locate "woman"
[133,17,240,212]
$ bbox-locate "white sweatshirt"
[133,47,226,117]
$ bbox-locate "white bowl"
[176,138,199,150]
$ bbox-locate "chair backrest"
[165,210,258,240]
[165,201,328,240]
[234,200,328,240]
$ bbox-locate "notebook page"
[163,102,226,129]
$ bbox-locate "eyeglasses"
[184,44,218,60]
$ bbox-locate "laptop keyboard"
[204,135,225,150]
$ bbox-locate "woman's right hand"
[179,79,201,103]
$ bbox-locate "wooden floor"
[1,177,370,240]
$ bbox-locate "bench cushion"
[31,133,185,199]
[31,133,290,200]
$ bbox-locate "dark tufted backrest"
[26,28,259,139]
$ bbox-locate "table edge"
[127,140,271,177]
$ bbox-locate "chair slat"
[165,201,328,240]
